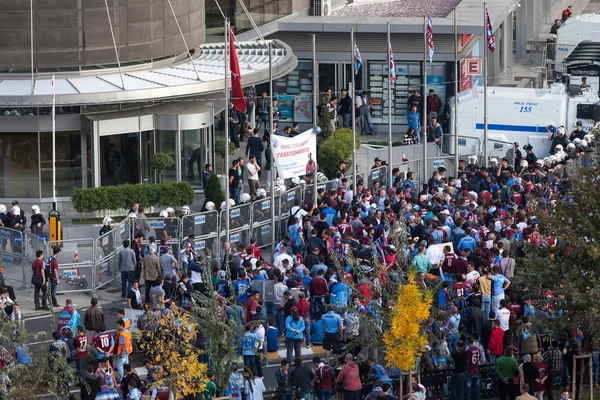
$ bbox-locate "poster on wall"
[278,95,294,121]
[271,129,317,179]
[293,95,313,123]
[426,75,446,102]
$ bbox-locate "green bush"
[202,173,225,211]
[150,152,175,182]
[318,128,360,178]
[215,139,237,174]
[71,182,195,214]
[317,103,334,144]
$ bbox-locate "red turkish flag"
[230,29,246,113]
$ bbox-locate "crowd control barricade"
[48,238,95,296]
[23,232,48,287]
[94,219,127,289]
[182,211,220,259]
[277,187,303,240]
[0,227,25,284]
[144,217,182,259]
[252,197,277,249]
[219,203,252,253]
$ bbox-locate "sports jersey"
[441,253,457,273]
[506,303,523,328]
[93,331,114,359]
[73,333,89,361]
[337,222,352,236]
[466,345,481,373]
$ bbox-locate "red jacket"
[488,327,505,356]
[296,298,310,319]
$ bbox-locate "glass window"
[182,128,211,191]
[100,133,140,186]
[155,130,177,182]
[40,131,83,197]
[0,132,39,198]
[141,130,155,184]
[271,59,314,124]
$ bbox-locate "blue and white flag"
[354,41,362,74]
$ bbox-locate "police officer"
[272,99,280,131]
[570,120,586,141]
[506,142,522,166]
[524,144,537,166]
[228,100,240,149]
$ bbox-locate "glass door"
[100,133,140,186]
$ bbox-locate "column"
[516,2,528,59]
[504,12,514,71]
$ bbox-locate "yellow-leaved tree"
[383,270,432,371]
[140,308,208,398]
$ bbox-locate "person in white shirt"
[425,244,444,279]
[465,263,481,285]
[243,367,266,400]
[497,299,511,332]
[246,155,261,198]
[274,245,293,273]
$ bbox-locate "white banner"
[271,129,317,179]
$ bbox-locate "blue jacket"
[285,316,305,340]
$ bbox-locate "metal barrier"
[219,203,252,251]
[94,219,127,289]
[0,227,25,283]
[252,197,276,249]
[182,211,220,259]
[23,232,48,288]
[144,217,182,257]
[277,187,303,240]
[47,238,95,296]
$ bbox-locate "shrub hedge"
[318,128,360,178]
[71,182,195,213]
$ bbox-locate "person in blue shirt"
[407,105,421,144]
[15,341,31,364]
[487,266,511,314]
[330,280,351,311]
[368,359,392,385]
[233,270,251,305]
[310,315,324,345]
[266,319,279,352]
[457,228,477,253]
[452,221,466,249]
[241,325,260,376]
[322,201,337,226]
[310,262,328,277]
[321,304,343,365]
[285,307,305,363]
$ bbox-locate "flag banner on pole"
[486,8,496,52]
[427,17,435,62]
[271,129,317,179]
[354,41,362,74]
[387,42,396,84]
[229,28,247,113]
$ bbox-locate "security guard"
[524,144,537,166]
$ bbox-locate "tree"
[383,270,432,371]
[215,139,236,174]
[150,153,175,183]
[317,104,334,142]
[203,173,225,211]
[318,128,360,178]
[516,162,600,347]
[139,308,208,399]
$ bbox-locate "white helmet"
[0,205,6,214]
[584,134,593,142]
[574,138,582,145]
[276,178,285,187]
[229,198,236,207]
[256,188,267,198]
[165,207,175,214]
[490,158,498,165]
[298,179,306,185]
[127,212,137,219]
[240,193,251,203]
[274,185,284,195]
[220,201,227,210]
[205,201,215,211]
[520,160,528,168]
[543,157,551,164]
[581,140,589,148]
[11,206,20,216]
[291,177,300,185]
[567,143,576,151]
[535,159,544,166]
[182,205,191,215]
[159,210,168,218]
[555,144,563,152]
[468,155,478,163]
[31,205,41,215]
[103,216,113,225]
[549,155,558,162]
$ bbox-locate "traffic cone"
[73,250,79,264]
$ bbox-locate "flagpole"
[269,41,276,251]
[423,16,428,184]
[351,29,357,193]
[454,8,459,178]
[312,34,318,208]
[52,75,57,210]
[483,2,489,168]
[224,18,230,241]
[387,22,393,189]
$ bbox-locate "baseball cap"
[374,157,381,162]
[11,200,18,205]
[514,142,519,147]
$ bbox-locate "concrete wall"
[0,0,206,69]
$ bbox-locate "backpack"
[316,104,323,118]
[45,255,56,281]
[287,207,301,228]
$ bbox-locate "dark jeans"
[145,280,156,304]
[33,282,47,309]
[343,389,362,400]
[498,380,515,400]
[280,393,293,400]
[76,359,85,378]
[451,374,466,400]
[316,389,332,400]
[121,271,134,297]
[243,354,257,376]
[465,372,480,400]
[50,278,58,306]
[285,338,302,363]
[229,188,237,201]
[254,353,263,377]
[134,261,142,281]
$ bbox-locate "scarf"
[133,288,141,305]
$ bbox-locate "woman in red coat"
[487,319,505,364]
